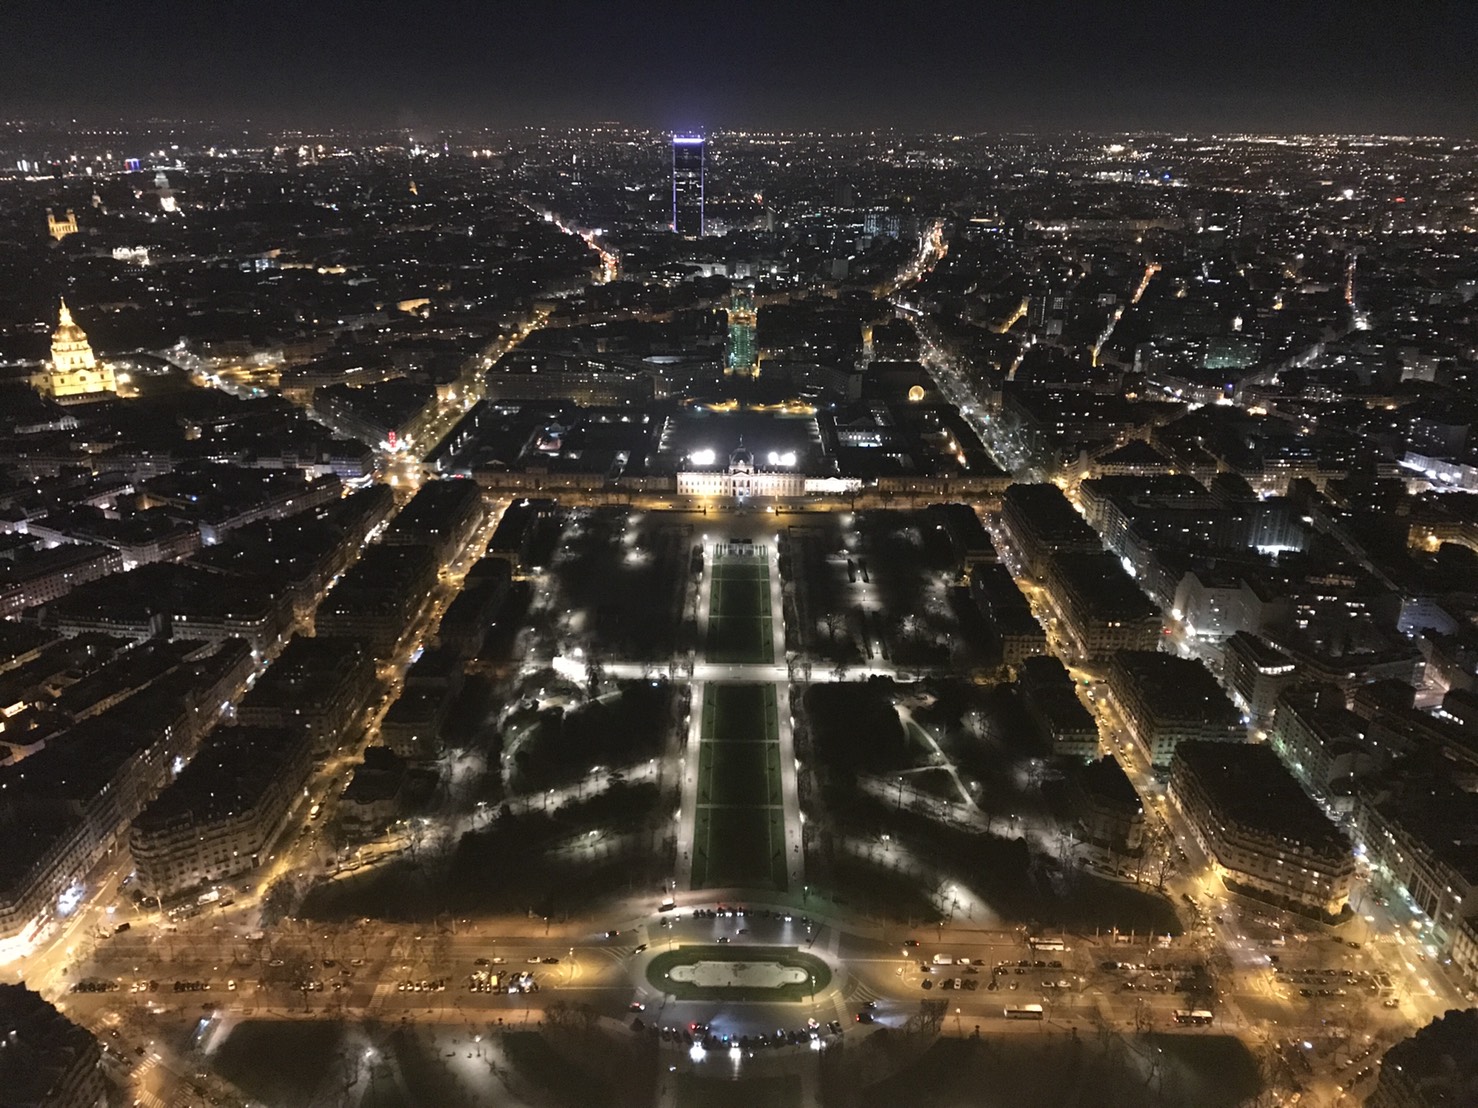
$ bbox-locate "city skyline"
[0,0,1475,136]
[2,15,1477,1100]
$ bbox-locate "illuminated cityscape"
[0,4,1476,1108]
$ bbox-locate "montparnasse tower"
[34,300,116,401]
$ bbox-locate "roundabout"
[646,944,833,1002]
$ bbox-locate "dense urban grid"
[1,122,1476,1108]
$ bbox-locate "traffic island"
[646,945,832,1002]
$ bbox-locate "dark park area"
[505,679,679,793]
[544,508,694,663]
[820,787,1181,936]
[211,1020,639,1108]
[845,1029,1261,1108]
[299,780,675,922]
[782,510,992,670]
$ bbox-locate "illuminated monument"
[672,134,704,236]
[46,208,78,241]
[34,300,116,402]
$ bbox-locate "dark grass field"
[691,804,789,889]
[705,559,774,664]
[692,684,788,890]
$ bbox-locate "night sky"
[2,0,1474,135]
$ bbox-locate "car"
[629,1002,646,1011]
[269,959,284,968]
[474,958,490,967]
[863,1000,878,1010]
[717,936,730,943]
[855,1010,876,1023]
[541,957,560,965]
[902,939,920,947]
[633,943,648,953]
[604,930,620,939]
[921,979,933,990]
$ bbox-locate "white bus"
[1004,1004,1044,1020]
[1028,937,1066,952]
[1174,1010,1214,1026]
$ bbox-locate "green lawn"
[698,742,782,808]
[705,683,773,741]
[692,805,788,889]
[692,684,788,891]
[705,559,774,664]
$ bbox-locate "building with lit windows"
[676,445,806,499]
[998,483,1101,577]
[1223,631,1298,721]
[1168,740,1354,917]
[1043,552,1163,659]
[672,134,705,236]
[1108,650,1243,767]
[130,726,312,900]
[0,984,105,1108]
[235,635,377,754]
[1353,759,1478,984]
[1266,683,1373,804]
[1017,655,1099,759]
[1366,1008,1478,1108]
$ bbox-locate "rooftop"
[1172,741,1348,856]
[132,726,306,831]
[1112,650,1242,726]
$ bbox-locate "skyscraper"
[672,134,704,236]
